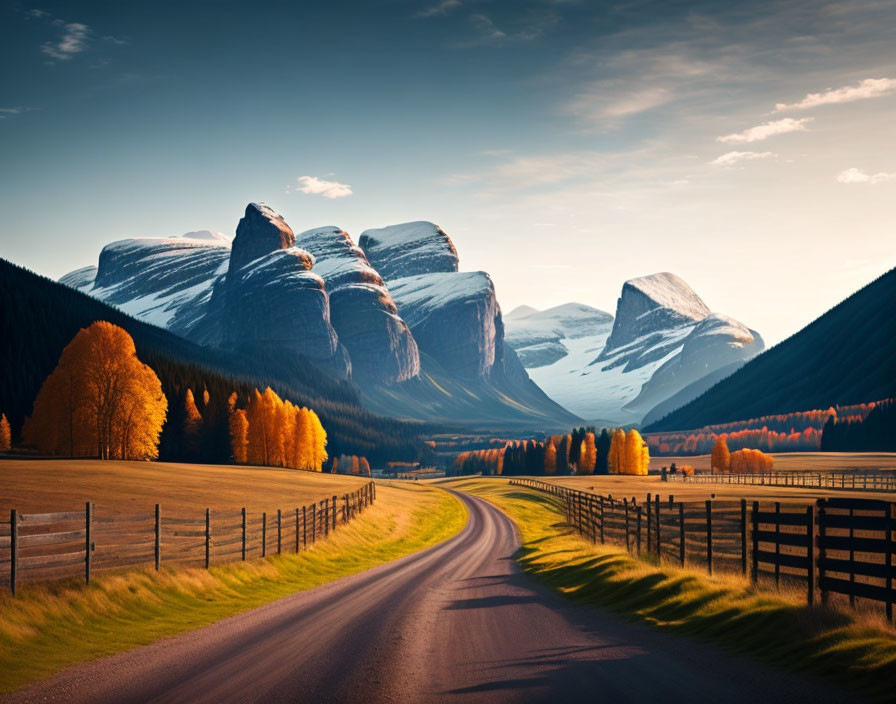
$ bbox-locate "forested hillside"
[0,258,430,462]
[645,268,896,432]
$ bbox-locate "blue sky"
[1,0,894,345]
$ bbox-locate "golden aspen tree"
[711,436,730,474]
[294,407,312,470]
[227,391,238,414]
[352,455,360,475]
[580,432,597,474]
[229,408,249,464]
[183,388,203,458]
[309,410,328,471]
[608,429,626,474]
[0,413,11,451]
[202,388,210,408]
[544,439,557,475]
[245,389,267,465]
[26,322,166,459]
[359,457,371,477]
[623,429,648,476]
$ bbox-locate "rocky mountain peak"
[229,202,296,273]
[358,221,459,280]
[605,272,711,351]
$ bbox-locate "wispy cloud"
[836,167,895,185]
[711,151,776,166]
[42,21,90,61]
[292,176,353,199]
[568,86,671,122]
[717,117,812,143]
[775,78,896,111]
[0,107,26,119]
[452,11,558,48]
[415,0,461,19]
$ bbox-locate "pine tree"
[596,429,611,475]
[0,413,10,452]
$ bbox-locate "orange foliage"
[24,322,167,460]
[0,413,10,452]
[729,448,774,474]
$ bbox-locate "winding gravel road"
[4,490,849,704]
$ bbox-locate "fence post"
[807,505,815,606]
[343,494,348,525]
[303,505,307,548]
[646,493,652,554]
[705,499,713,576]
[241,508,246,561]
[740,499,747,576]
[886,503,893,623]
[205,508,211,569]
[655,495,662,559]
[10,510,17,596]
[817,499,827,604]
[636,505,642,554]
[679,502,685,567]
[623,498,630,552]
[277,509,282,555]
[262,512,267,558]
[323,501,329,538]
[848,507,855,607]
[332,496,338,532]
[774,502,781,588]
[311,504,316,544]
[751,501,759,583]
[599,496,605,544]
[295,508,300,553]
[155,504,161,570]
[85,501,92,586]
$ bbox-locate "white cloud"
[42,22,90,60]
[415,0,461,18]
[292,176,353,199]
[775,78,896,111]
[717,117,811,143]
[568,86,671,121]
[836,168,895,185]
[711,151,776,166]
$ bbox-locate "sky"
[1,0,894,347]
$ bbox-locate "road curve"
[4,490,848,704]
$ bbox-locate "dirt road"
[3,491,849,703]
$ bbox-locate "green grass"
[443,476,896,702]
[0,481,467,693]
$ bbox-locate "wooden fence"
[0,481,376,595]
[510,478,894,620]
[668,470,896,493]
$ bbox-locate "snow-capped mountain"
[61,203,578,429]
[504,273,764,425]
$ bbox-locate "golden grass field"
[650,451,896,473]
[0,459,369,516]
[440,476,896,701]
[0,471,468,693]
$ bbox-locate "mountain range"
[60,203,577,431]
[504,273,764,425]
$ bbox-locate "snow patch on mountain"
[359,221,459,280]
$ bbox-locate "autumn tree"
[24,321,167,459]
[544,439,557,475]
[0,413,10,452]
[579,432,597,474]
[624,429,649,476]
[711,436,731,473]
[730,448,774,474]
[608,429,626,474]
[229,409,249,464]
[183,389,203,460]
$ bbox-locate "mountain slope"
[0,258,427,461]
[645,267,896,432]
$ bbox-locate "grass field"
[0,459,369,516]
[441,476,896,701]
[0,473,468,693]
[650,451,896,473]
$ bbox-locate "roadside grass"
[0,481,467,694]
[442,476,896,701]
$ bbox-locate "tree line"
[820,400,896,451]
[453,427,650,476]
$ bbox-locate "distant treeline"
[453,427,649,476]
[820,400,896,452]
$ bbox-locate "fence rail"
[2,481,376,595]
[668,470,896,493]
[510,478,895,621]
